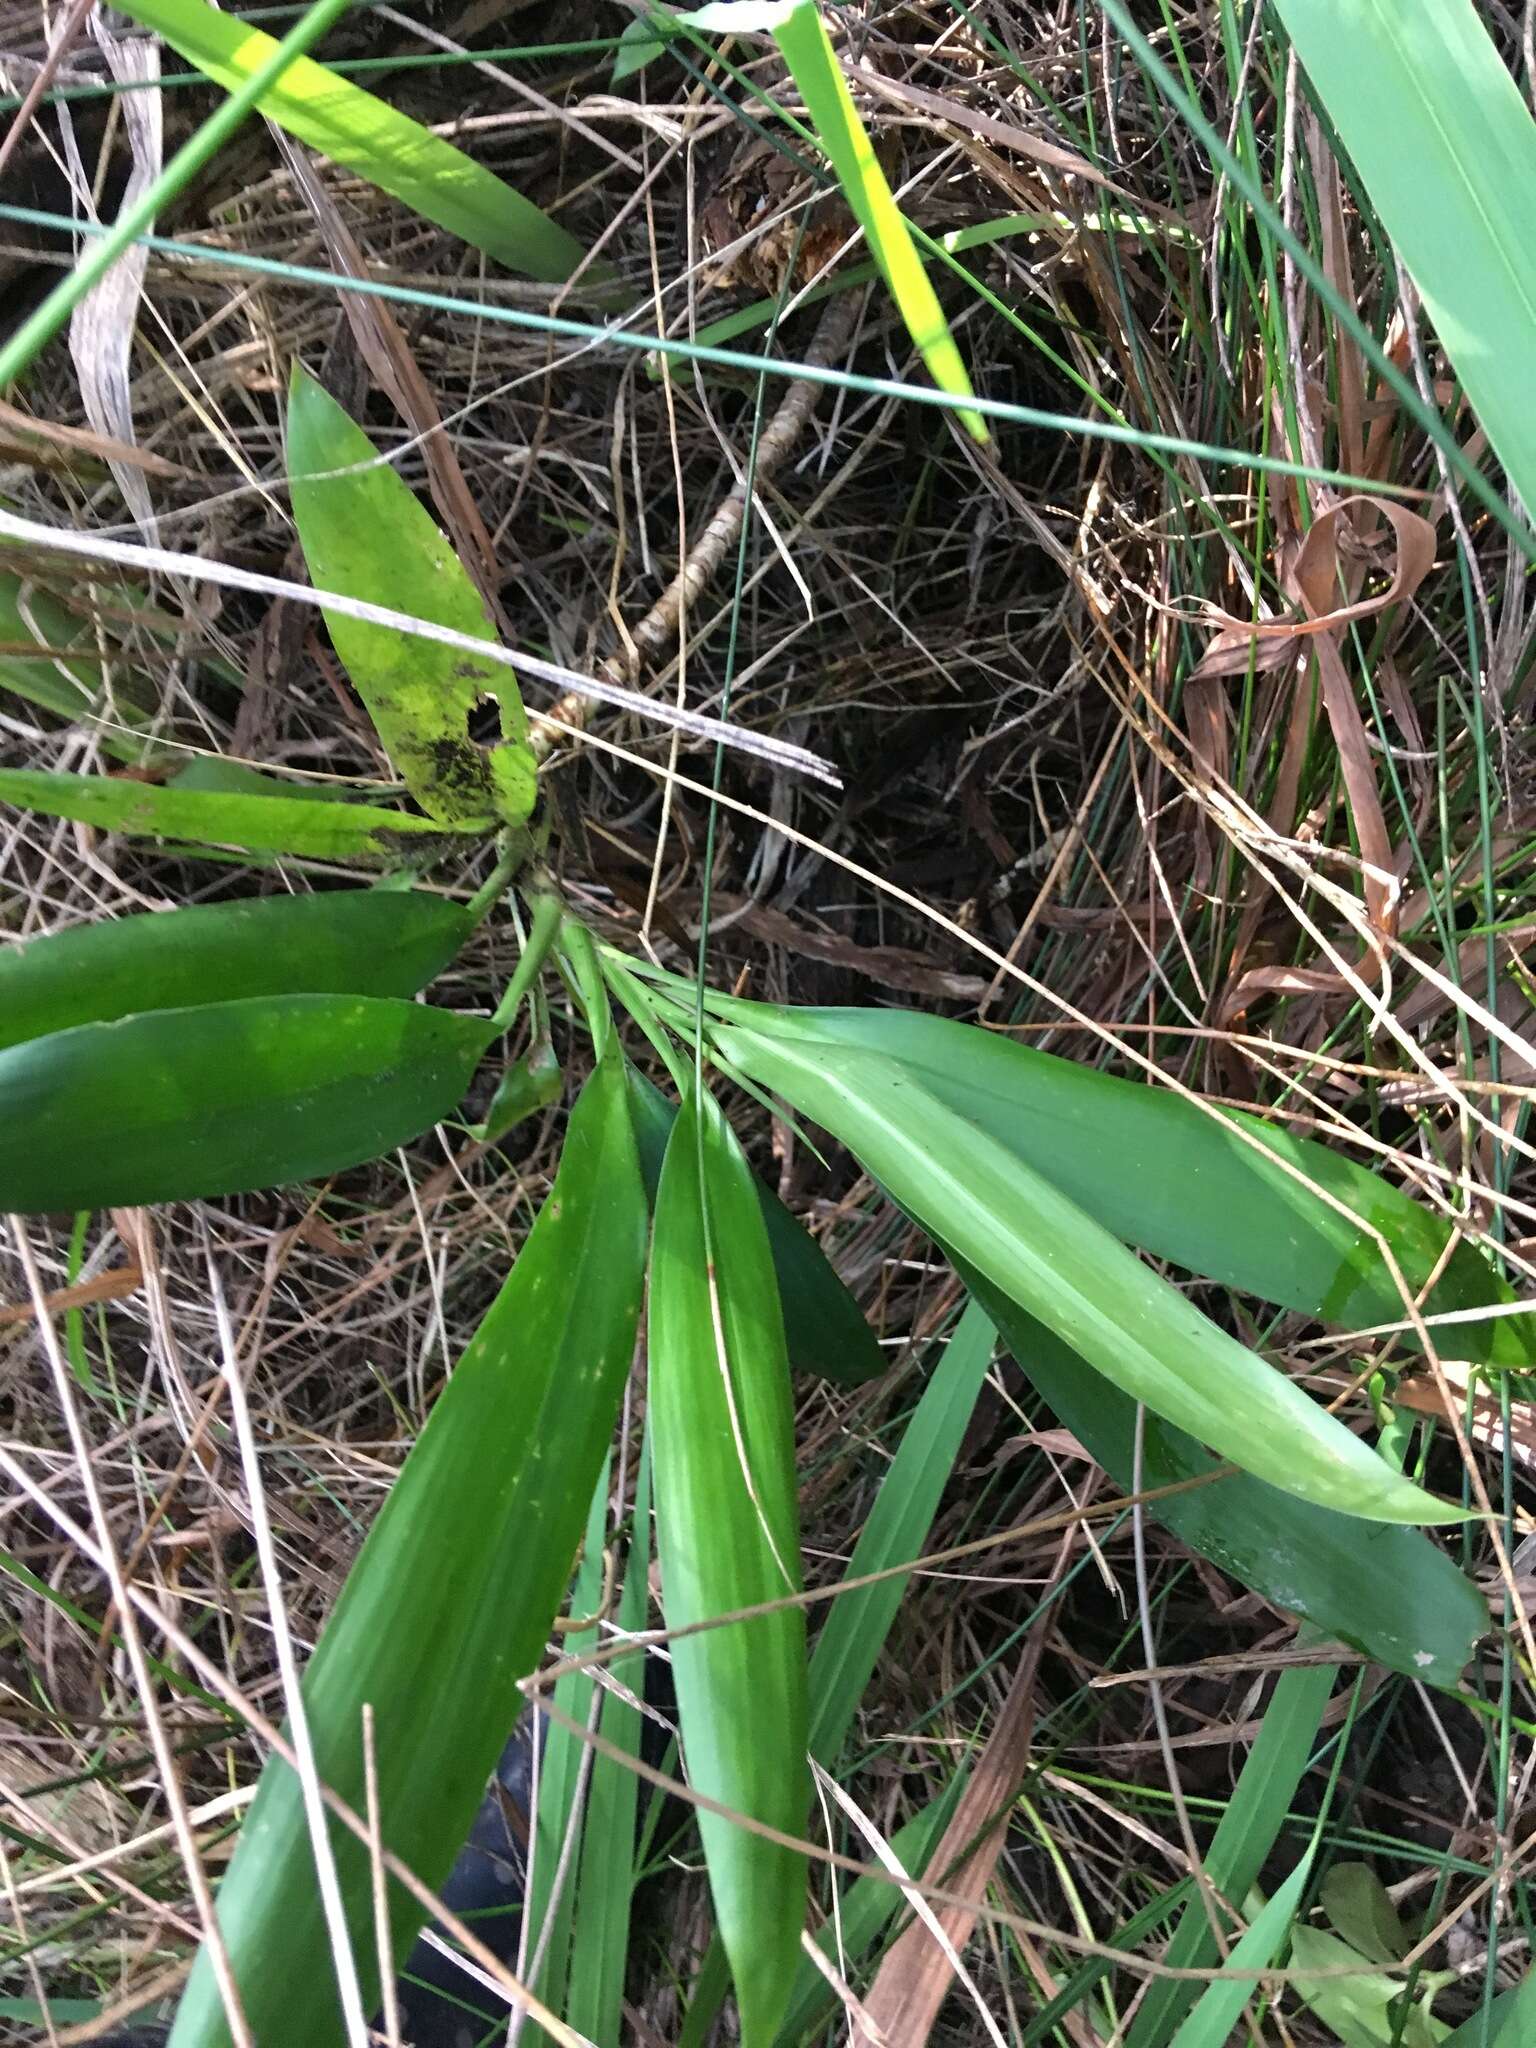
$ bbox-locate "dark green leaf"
[650,1089,809,2045]
[0,765,470,859]
[807,1299,994,1761]
[286,368,536,827]
[1321,1864,1412,1967]
[169,1051,647,2048]
[0,994,493,1211]
[966,1274,1487,1690]
[627,1064,884,1387]
[755,1004,1534,1371]
[0,890,471,1052]
[718,1022,1458,1524]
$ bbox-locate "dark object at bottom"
[89,1724,534,2048]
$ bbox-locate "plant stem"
[0,0,359,390]
[489,889,563,1034]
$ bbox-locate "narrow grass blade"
[286,367,535,827]
[0,994,493,1211]
[716,1024,1460,1525]
[684,0,984,439]
[0,890,471,1052]
[169,1050,647,2048]
[565,1443,652,2048]
[0,764,472,859]
[1273,0,1536,514]
[774,1779,967,2045]
[968,1284,1485,1689]
[1128,1663,1336,2048]
[112,0,589,280]
[1168,1851,1314,2048]
[808,1299,994,1760]
[725,1003,1536,1371]
[526,1463,612,2022]
[649,1088,809,2045]
[627,1064,884,1388]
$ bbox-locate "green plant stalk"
[490,891,563,1031]
[0,0,358,390]
[0,197,1436,500]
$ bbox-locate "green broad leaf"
[0,994,494,1212]
[627,1064,884,1388]
[0,764,471,860]
[0,890,471,1052]
[649,1088,809,2046]
[1288,1924,1452,2047]
[1168,1851,1314,2048]
[716,1023,1460,1526]
[967,1281,1485,1689]
[1321,1864,1411,1967]
[732,1003,1536,1372]
[1273,0,1536,516]
[169,1051,646,2048]
[686,1,985,440]
[0,570,153,762]
[1128,1663,1336,2048]
[112,0,589,282]
[286,367,536,828]
[1444,1976,1533,2047]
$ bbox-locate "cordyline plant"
[4,0,1536,2041]
[0,363,1524,2048]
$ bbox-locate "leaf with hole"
[649,1088,809,2045]
[0,765,471,860]
[286,367,536,828]
[0,994,495,1212]
[716,1021,1461,1524]
[627,1063,884,1387]
[169,1048,646,2048]
[112,0,591,281]
[0,889,472,1052]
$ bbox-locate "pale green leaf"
[112,0,591,280]
[1169,1852,1313,2048]
[0,764,469,860]
[286,367,536,827]
[1288,1925,1452,2047]
[649,1088,808,2045]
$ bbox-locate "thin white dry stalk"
[206,1253,371,2048]
[9,1218,256,2048]
[0,507,840,784]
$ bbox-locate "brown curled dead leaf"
[1191,495,1436,683]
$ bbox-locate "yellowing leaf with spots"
[286,366,536,828]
